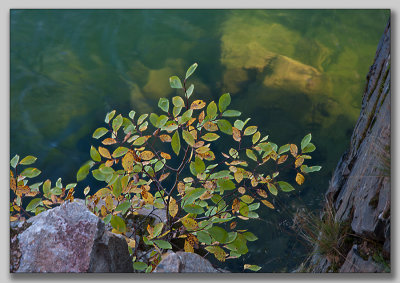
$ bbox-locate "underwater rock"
[13,200,132,273]
[153,251,219,273]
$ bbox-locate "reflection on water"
[10,9,389,272]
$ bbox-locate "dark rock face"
[307,20,390,273]
[13,200,132,273]
[153,252,219,273]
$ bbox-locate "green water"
[10,9,389,272]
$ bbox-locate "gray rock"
[153,252,220,273]
[14,200,132,273]
[339,245,384,273]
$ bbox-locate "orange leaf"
[290,144,298,157]
[168,197,179,218]
[98,146,112,159]
[232,198,240,214]
[230,221,237,230]
[295,156,305,168]
[190,100,206,110]
[232,127,241,142]
[159,134,172,142]
[277,154,288,164]
[140,150,155,161]
[198,110,205,124]
[159,172,170,182]
[261,199,275,209]
[105,159,114,167]
[296,173,305,185]
[256,189,268,198]
[102,138,117,145]
[203,121,218,132]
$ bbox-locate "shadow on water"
[10,9,389,272]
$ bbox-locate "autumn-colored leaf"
[277,154,288,164]
[238,186,246,194]
[198,110,205,124]
[181,217,199,230]
[122,151,135,172]
[102,138,117,145]
[187,233,199,249]
[261,199,275,209]
[98,146,111,159]
[141,190,154,205]
[177,182,186,196]
[201,133,220,141]
[290,144,298,157]
[256,189,268,198]
[205,246,226,262]
[251,177,258,187]
[295,156,305,168]
[232,127,241,142]
[296,173,305,185]
[198,150,215,161]
[159,172,170,182]
[230,221,237,230]
[232,198,240,214]
[159,134,172,142]
[234,171,244,183]
[140,151,155,161]
[10,175,16,191]
[204,121,218,132]
[105,159,114,167]
[190,100,206,110]
[168,197,179,218]
[159,152,171,160]
[184,239,194,253]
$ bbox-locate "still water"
[10,9,389,272]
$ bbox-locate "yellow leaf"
[122,151,135,172]
[187,234,199,249]
[147,224,154,239]
[230,221,237,230]
[168,197,179,218]
[190,100,206,110]
[238,187,246,194]
[177,182,186,196]
[296,173,305,185]
[100,205,107,217]
[261,199,275,209]
[105,195,114,211]
[277,154,288,164]
[290,144,298,157]
[159,134,172,142]
[105,159,114,167]
[234,171,244,183]
[10,216,19,222]
[98,146,111,159]
[184,239,194,253]
[203,121,218,132]
[232,127,241,142]
[295,156,305,168]
[127,238,136,249]
[251,177,258,187]
[102,138,117,145]
[181,217,199,230]
[196,146,210,154]
[198,110,205,124]
[140,151,155,161]
[159,172,170,182]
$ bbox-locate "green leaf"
[267,183,278,196]
[112,114,123,132]
[217,119,233,135]
[112,147,129,158]
[77,161,94,182]
[301,133,312,150]
[56,178,62,189]
[172,96,185,107]
[115,201,132,215]
[277,181,295,192]
[182,130,195,147]
[243,126,258,136]
[222,110,241,117]
[217,178,236,192]
[194,156,205,174]
[201,133,220,141]
[243,232,258,241]
[171,131,181,156]
[302,143,316,153]
[234,120,244,131]
[92,169,107,181]
[239,202,249,216]
[129,110,136,120]
[149,113,159,127]
[169,76,182,89]
[218,93,231,113]
[110,215,126,233]
[185,62,198,80]
[66,183,77,190]
[10,154,19,168]
[252,131,261,144]
[244,264,261,272]
[93,127,109,139]
[133,261,148,271]
[278,144,290,154]
[43,179,51,195]
[182,188,206,207]
[246,149,257,162]
[207,101,218,120]
[158,98,169,113]
[20,167,41,178]
[19,156,37,165]
[132,136,148,146]
[301,165,322,173]
[105,110,116,123]
[183,204,204,214]
[90,146,101,162]
[196,231,212,245]
[179,109,193,125]
[26,198,42,212]
[186,84,194,99]
[137,113,148,125]
[208,226,228,244]
[112,176,123,197]
[153,239,172,250]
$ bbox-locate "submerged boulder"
[12,200,132,273]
